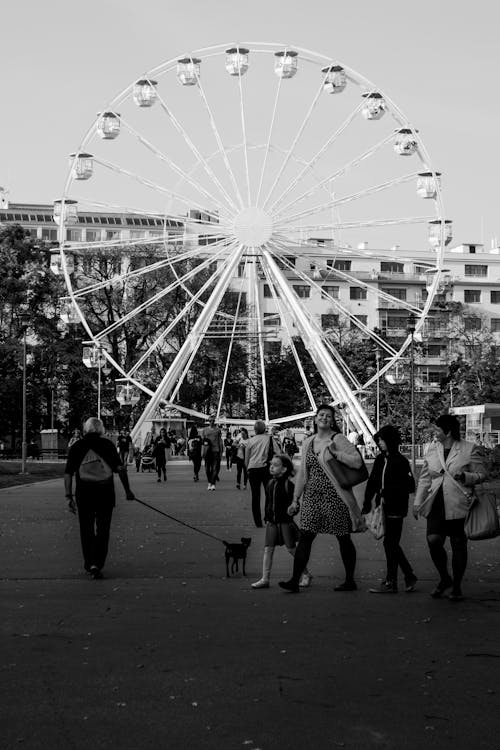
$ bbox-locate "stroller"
[139,445,156,472]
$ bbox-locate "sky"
[1,0,499,248]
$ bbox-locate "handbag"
[266,436,275,470]
[366,501,385,540]
[325,440,368,489]
[464,491,500,540]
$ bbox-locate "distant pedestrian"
[245,420,281,527]
[234,427,249,490]
[68,428,82,448]
[362,425,417,594]
[64,417,135,579]
[282,429,299,459]
[251,454,312,589]
[117,428,133,466]
[187,426,202,481]
[152,428,169,482]
[224,432,233,470]
[202,415,223,491]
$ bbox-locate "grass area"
[0,461,66,489]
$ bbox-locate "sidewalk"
[2,463,500,749]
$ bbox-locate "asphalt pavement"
[2,459,500,749]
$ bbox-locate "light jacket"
[414,439,486,519]
[294,432,365,532]
[245,434,281,470]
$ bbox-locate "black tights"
[290,530,356,585]
[427,533,468,591]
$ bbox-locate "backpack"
[79,448,113,483]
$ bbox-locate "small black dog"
[223,537,251,577]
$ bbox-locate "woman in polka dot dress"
[279,404,365,593]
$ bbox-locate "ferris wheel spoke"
[93,157,233,226]
[236,70,251,207]
[119,116,236,217]
[273,133,395,221]
[153,89,240,214]
[194,77,245,210]
[274,172,419,228]
[262,69,329,212]
[276,214,435,235]
[262,243,374,439]
[267,101,364,214]
[267,237,397,357]
[133,244,246,434]
[91,240,236,340]
[255,73,284,208]
[251,260,269,422]
[259,256,317,410]
[215,264,249,418]
[63,238,231,301]
[127,256,234,378]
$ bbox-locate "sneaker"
[157,478,161,483]
[278,579,299,593]
[236,484,241,490]
[251,578,270,589]
[207,484,212,490]
[299,573,313,588]
[90,566,103,580]
[448,589,464,602]
[243,485,247,490]
[369,581,398,594]
[430,575,453,598]
[334,581,357,591]
[404,575,418,593]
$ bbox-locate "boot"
[252,547,274,589]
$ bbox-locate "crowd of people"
[64,409,489,600]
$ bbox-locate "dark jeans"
[235,457,247,487]
[290,529,357,584]
[248,466,270,526]
[156,459,166,480]
[76,495,114,572]
[383,516,414,584]
[191,455,202,478]
[205,451,221,484]
[426,492,468,590]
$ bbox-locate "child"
[362,424,417,593]
[251,453,312,589]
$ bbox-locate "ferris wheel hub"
[232,207,273,247]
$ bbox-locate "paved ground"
[2,460,500,749]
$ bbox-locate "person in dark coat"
[64,417,136,579]
[362,424,417,593]
[187,426,203,482]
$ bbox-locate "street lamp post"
[19,313,31,475]
[375,348,381,431]
[407,313,416,476]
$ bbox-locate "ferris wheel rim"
[58,41,448,430]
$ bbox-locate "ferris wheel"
[56,42,448,443]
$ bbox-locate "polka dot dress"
[300,442,351,536]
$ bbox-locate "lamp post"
[83,344,111,420]
[407,313,416,476]
[19,313,31,475]
[375,348,381,431]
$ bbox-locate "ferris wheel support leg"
[131,245,245,445]
[262,248,375,444]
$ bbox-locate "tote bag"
[326,447,368,489]
[366,503,385,540]
[464,491,500,541]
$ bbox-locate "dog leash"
[134,497,226,544]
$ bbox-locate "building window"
[293,285,310,298]
[385,315,408,330]
[464,317,482,331]
[350,315,367,329]
[41,228,58,241]
[66,229,82,241]
[424,344,443,357]
[464,289,481,303]
[350,287,367,300]
[263,313,281,327]
[381,261,404,273]
[327,258,351,271]
[264,341,281,356]
[237,263,245,278]
[321,314,339,328]
[381,287,406,301]
[465,264,487,277]
[491,318,500,333]
[321,285,339,299]
[465,344,483,359]
[263,284,280,299]
[491,291,500,304]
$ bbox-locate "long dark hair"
[435,414,461,440]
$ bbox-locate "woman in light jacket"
[279,404,365,593]
[414,414,486,601]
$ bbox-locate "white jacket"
[414,439,486,519]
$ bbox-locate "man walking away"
[64,417,136,579]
